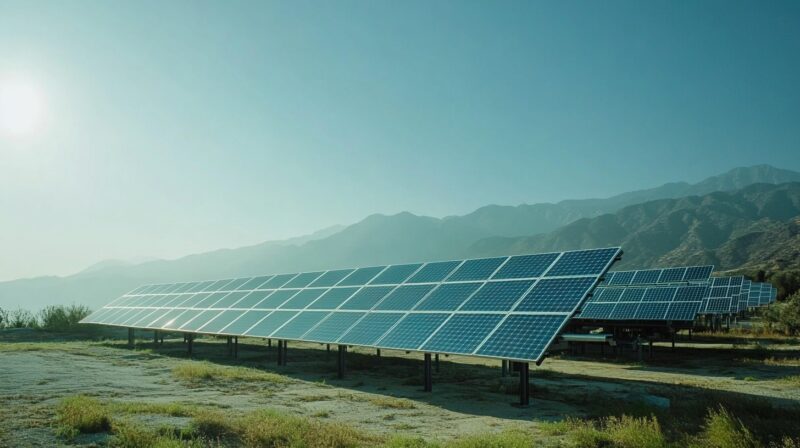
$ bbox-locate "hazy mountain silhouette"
[1,165,798,310]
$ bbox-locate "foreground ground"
[1,328,799,447]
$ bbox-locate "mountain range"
[2,164,799,311]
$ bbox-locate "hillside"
[469,183,800,271]
[1,165,798,311]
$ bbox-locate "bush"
[38,304,91,331]
[55,395,112,438]
[2,308,39,328]
[540,415,667,448]
[692,405,760,448]
[761,292,800,336]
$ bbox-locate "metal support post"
[423,353,432,392]
[337,345,346,379]
[435,353,439,373]
[518,362,530,407]
[234,336,239,359]
[128,328,135,347]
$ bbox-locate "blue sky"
[1,0,799,280]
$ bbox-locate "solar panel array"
[600,265,713,286]
[576,284,708,323]
[81,247,622,363]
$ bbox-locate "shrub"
[55,395,112,438]
[38,304,92,331]
[540,415,666,448]
[4,308,38,328]
[692,405,760,448]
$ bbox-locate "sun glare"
[0,78,45,137]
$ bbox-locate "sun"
[0,78,45,137]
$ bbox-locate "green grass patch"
[55,395,112,438]
[540,415,667,448]
[690,405,760,448]
[172,360,289,384]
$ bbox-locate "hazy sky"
[1,1,799,281]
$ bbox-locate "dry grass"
[55,395,112,438]
[171,361,289,384]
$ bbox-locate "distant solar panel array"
[81,247,622,363]
[577,284,708,323]
[600,266,714,287]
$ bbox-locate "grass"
[171,360,289,384]
[780,375,800,387]
[55,395,112,438]
[690,406,760,448]
[368,396,416,410]
[541,415,668,448]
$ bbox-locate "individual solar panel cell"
[193,292,230,308]
[282,272,324,289]
[476,315,565,361]
[231,290,274,309]
[658,268,685,283]
[260,273,297,289]
[634,302,670,320]
[337,313,404,345]
[145,309,185,328]
[665,301,701,321]
[593,287,623,303]
[407,261,461,283]
[180,310,222,331]
[422,314,503,354]
[205,279,236,291]
[245,311,299,337]
[129,309,163,327]
[377,313,449,350]
[619,288,646,302]
[711,277,730,287]
[307,287,359,310]
[447,257,506,281]
[369,264,422,285]
[642,287,677,302]
[610,302,639,319]
[303,312,365,342]
[514,277,596,312]
[197,310,246,333]
[162,309,203,330]
[677,285,708,301]
[107,308,145,325]
[220,310,271,335]
[340,286,394,310]
[118,309,156,327]
[236,276,274,291]
[631,270,661,285]
[210,291,251,308]
[278,289,327,309]
[131,295,163,307]
[164,293,200,308]
[374,285,435,310]
[253,289,298,309]
[545,248,619,277]
[185,281,215,293]
[271,311,330,339]
[338,266,386,286]
[608,271,635,286]
[684,266,713,282]
[459,280,534,312]
[576,303,615,320]
[414,282,482,311]
[173,292,211,308]
[492,253,559,279]
[309,269,355,287]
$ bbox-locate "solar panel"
[576,284,707,323]
[82,247,622,363]
[601,265,714,286]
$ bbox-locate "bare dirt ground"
[1,328,799,447]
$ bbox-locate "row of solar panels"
[575,267,777,324]
[82,248,623,363]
